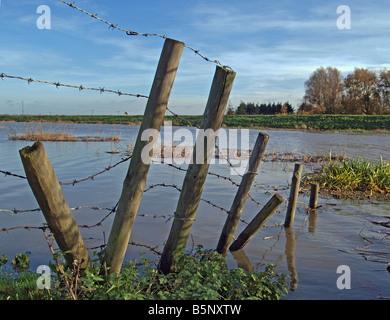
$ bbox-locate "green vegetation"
[222,114,390,131]
[1,114,390,131]
[0,114,144,125]
[11,253,30,273]
[303,158,390,200]
[0,246,289,300]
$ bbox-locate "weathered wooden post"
[216,131,269,257]
[284,163,303,228]
[104,38,184,274]
[309,182,319,209]
[19,141,92,270]
[229,193,284,252]
[158,66,236,274]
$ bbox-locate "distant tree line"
[299,66,390,115]
[227,101,294,115]
[229,66,390,116]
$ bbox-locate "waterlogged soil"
[0,122,389,300]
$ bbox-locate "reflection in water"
[308,210,318,233]
[231,249,254,272]
[232,227,299,292]
[284,226,298,291]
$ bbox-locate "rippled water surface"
[0,122,389,300]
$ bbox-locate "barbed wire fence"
[0,112,295,260]
[0,1,293,265]
[0,146,290,257]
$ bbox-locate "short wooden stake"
[216,131,269,257]
[19,141,92,270]
[104,38,184,274]
[158,66,236,274]
[229,193,284,252]
[284,163,303,228]
[309,182,319,209]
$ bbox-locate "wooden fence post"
[104,38,184,274]
[284,163,303,228]
[309,182,319,209]
[19,141,92,270]
[216,131,269,257]
[158,66,236,274]
[229,193,284,252]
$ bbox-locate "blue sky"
[1,0,390,115]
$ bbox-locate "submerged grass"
[7,126,120,142]
[304,157,390,200]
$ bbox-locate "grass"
[0,247,289,300]
[1,114,390,131]
[303,157,390,200]
[7,126,120,142]
[221,114,390,131]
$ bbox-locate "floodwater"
[0,121,389,300]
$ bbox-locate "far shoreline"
[0,114,389,133]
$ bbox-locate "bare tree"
[304,66,344,114]
[344,68,381,115]
[378,69,390,114]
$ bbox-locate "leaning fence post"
[229,193,284,252]
[104,38,184,274]
[216,131,269,257]
[158,66,236,274]
[284,163,303,228]
[19,141,92,270]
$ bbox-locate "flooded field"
[0,122,389,300]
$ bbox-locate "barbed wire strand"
[0,73,148,98]
[157,159,262,206]
[0,152,262,207]
[0,156,131,186]
[59,156,131,186]
[0,169,27,180]
[0,73,194,129]
[57,0,233,71]
[0,181,253,233]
